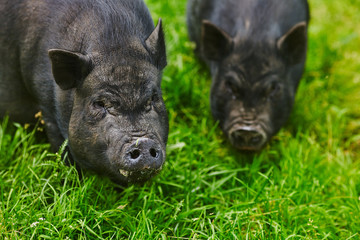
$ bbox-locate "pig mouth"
[117,165,163,183]
[225,120,268,151]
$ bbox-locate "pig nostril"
[231,129,264,147]
[130,149,141,159]
[250,135,263,145]
[149,148,158,158]
[231,131,245,144]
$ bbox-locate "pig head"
[201,20,308,151]
[49,20,168,184]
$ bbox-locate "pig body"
[187,0,309,150]
[0,0,168,184]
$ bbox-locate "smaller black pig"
[187,0,309,151]
[0,0,168,185]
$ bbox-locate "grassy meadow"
[1,0,360,238]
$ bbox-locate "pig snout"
[105,134,166,184]
[229,126,267,151]
[124,138,163,170]
[115,137,165,183]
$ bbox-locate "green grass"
[1,0,360,238]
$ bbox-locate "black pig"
[187,0,309,150]
[0,0,168,184]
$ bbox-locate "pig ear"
[201,20,233,61]
[145,18,167,70]
[48,49,91,90]
[277,21,307,65]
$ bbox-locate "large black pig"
[0,0,168,184]
[187,0,309,150]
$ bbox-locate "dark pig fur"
[0,0,168,184]
[187,0,309,151]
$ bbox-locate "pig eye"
[152,92,159,102]
[144,89,161,112]
[93,100,106,109]
[145,98,152,112]
[92,100,108,115]
[90,100,107,119]
[145,92,158,112]
[225,78,237,95]
[270,82,280,95]
[267,81,281,99]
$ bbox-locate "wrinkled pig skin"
[0,0,169,185]
[187,0,309,151]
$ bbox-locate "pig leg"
[41,113,66,152]
[0,66,38,123]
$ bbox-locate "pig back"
[2,0,154,94]
[187,0,309,48]
[0,0,157,125]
